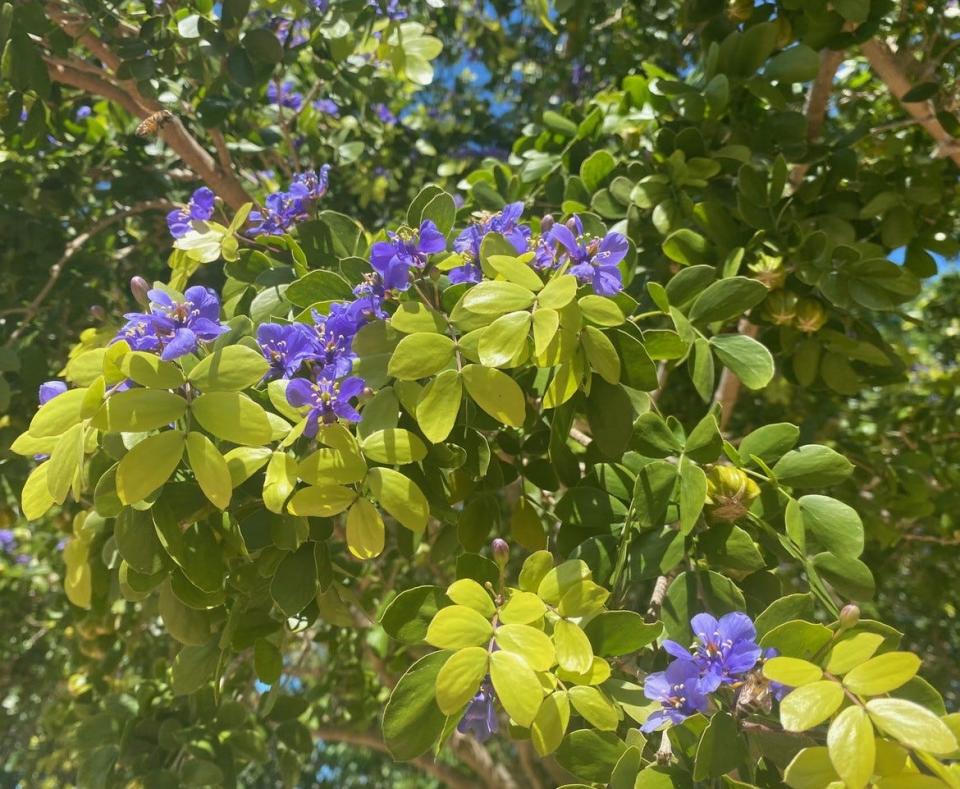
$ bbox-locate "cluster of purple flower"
[370,220,446,291]
[0,529,29,565]
[313,98,340,117]
[247,165,331,236]
[642,612,783,732]
[257,299,375,436]
[266,79,304,111]
[369,0,407,20]
[116,286,228,361]
[446,203,627,296]
[167,187,216,238]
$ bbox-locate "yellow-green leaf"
[542,361,582,409]
[531,690,570,756]
[63,533,93,609]
[865,698,958,754]
[488,254,544,290]
[22,462,55,521]
[499,591,546,625]
[554,619,594,674]
[489,649,543,726]
[46,423,85,504]
[446,578,496,618]
[537,559,592,604]
[286,485,356,517]
[463,281,536,315]
[763,657,823,688]
[779,681,845,732]
[538,275,578,309]
[568,685,619,731]
[784,747,839,789]
[555,656,612,686]
[223,446,272,487]
[387,332,456,380]
[116,430,185,505]
[478,311,532,368]
[345,498,385,559]
[532,308,560,357]
[298,442,367,485]
[91,389,187,433]
[416,369,462,443]
[425,605,493,649]
[579,295,624,326]
[190,391,272,445]
[510,497,546,551]
[119,351,186,389]
[187,344,269,391]
[843,652,921,696]
[461,364,526,427]
[366,467,430,531]
[825,632,885,675]
[389,301,447,334]
[28,387,88,437]
[495,624,555,671]
[185,431,232,510]
[581,326,621,384]
[361,429,427,464]
[827,706,875,789]
[262,450,297,513]
[557,579,610,618]
[435,646,489,715]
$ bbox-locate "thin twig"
[5,200,169,346]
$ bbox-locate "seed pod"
[705,465,760,523]
[761,290,798,326]
[795,298,827,333]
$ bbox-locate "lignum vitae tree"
[3,0,960,786]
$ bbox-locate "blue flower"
[457,679,498,742]
[450,202,531,284]
[373,103,398,126]
[248,167,331,235]
[550,216,628,296]
[286,375,365,436]
[166,187,216,238]
[641,659,713,732]
[350,279,388,323]
[267,80,304,110]
[369,220,446,291]
[116,286,228,361]
[38,380,68,405]
[0,529,15,553]
[369,0,407,20]
[311,306,360,378]
[75,106,92,120]
[313,98,340,117]
[663,612,762,687]
[291,165,331,201]
[257,322,321,380]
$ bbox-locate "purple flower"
[369,0,407,20]
[350,279,388,323]
[257,322,320,380]
[167,187,216,238]
[458,679,498,742]
[116,286,228,361]
[311,305,360,378]
[369,220,446,292]
[449,202,530,284]
[663,612,762,687]
[248,167,331,235]
[373,103,398,126]
[286,375,365,436]
[313,98,340,117]
[0,529,15,553]
[449,261,482,285]
[15,554,29,565]
[550,216,628,296]
[39,380,68,405]
[642,659,713,732]
[267,80,304,111]
[76,106,92,120]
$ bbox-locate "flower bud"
[540,214,555,233]
[565,217,579,233]
[749,254,787,290]
[795,298,827,334]
[760,290,798,326]
[130,276,150,306]
[705,465,760,523]
[839,604,860,630]
[491,538,509,568]
[89,304,106,321]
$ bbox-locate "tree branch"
[4,200,170,346]
[789,48,845,187]
[312,727,476,789]
[862,38,960,167]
